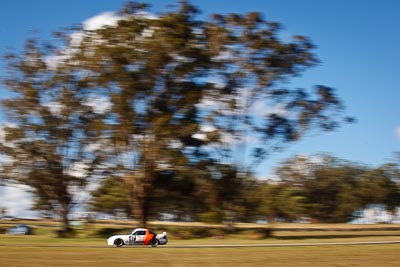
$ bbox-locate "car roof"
[133,228,147,232]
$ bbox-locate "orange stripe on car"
[144,229,154,245]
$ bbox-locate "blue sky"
[0,0,399,182]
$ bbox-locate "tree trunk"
[131,174,151,228]
[128,144,157,227]
[133,193,149,227]
[138,194,150,227]
[58,205,72,238]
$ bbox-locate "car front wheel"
[114,238,124,247]
[150,239,159,247]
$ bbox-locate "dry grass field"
[1,220,400,266]
[0,242,399,267]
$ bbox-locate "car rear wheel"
[114,238,124,247]
[150,239,159,247]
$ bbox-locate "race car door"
[132,230,147,244]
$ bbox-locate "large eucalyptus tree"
[1,0,350,227]
[0,39,111,234]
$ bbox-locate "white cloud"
[67,161,90,178]
[84,143,101,153]
[251,100,268,116]
[200,125,216,133]
[69,32,85,47]
[0,124,18,148]
[192,133,207,141]
[0,153,13,165]
[43,101,64,116]
[395,126,400,140]
[83,12,122,31]
[0,126,5,144]
[168,140,183,149]
[46,12,123,70]
[0,185,38,218]
[212,51,234,62]
[45,9,160,70]
[251,100,287,117]
[141,27,155,38]
[45,54,69,70]
[196,97,221,108]
[84,95,112,114]
[134,11,159,20]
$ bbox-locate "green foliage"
[257,182,307,222]
[0,38,110,233]
[198,210,224,224]
[74,0,350,226]
[91,177,132,217]
[273,155,400,223]
[356,165,400,212]
[1,0,353,228]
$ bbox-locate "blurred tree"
[71,1,350,226]
[275,186,307,222]
[234,175,262,223]
[0,39,110,235]
[211,164,242,224]
[276,155,367,222]
[257,182,279,223]
[71,2,215,226]
[1,0,351,228]
[257,182,307,223]
[356,165,400,213]
[197,163,259,224]
[91,176,133,218]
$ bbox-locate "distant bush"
[56,228,76,238]
[198,211,223,223]
[89,224,275,240]
[254,228,273,238]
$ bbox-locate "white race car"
[107,228,168,247]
